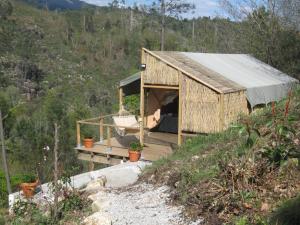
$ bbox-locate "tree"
[221,0,300,78]
[152,0,195,50]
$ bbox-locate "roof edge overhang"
[119,72,140,88]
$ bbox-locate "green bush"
[59,192,84,212]
[0,171,35,207]
[270,195,300,225]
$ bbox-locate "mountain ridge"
[19,0,92,10]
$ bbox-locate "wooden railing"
[76,114,141,149]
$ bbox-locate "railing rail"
[76,113,140,148]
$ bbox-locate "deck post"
[178,71,183,146]
[89,152,95,171]
[106,126,112,153]
[76,122,81,147]
[119,87,124,111]
[99,118,104,143]
[140,49,145,146]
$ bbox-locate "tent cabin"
[119,48,298,145]
[75,48,298,166]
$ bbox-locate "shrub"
[270,195,300,225]
[0,171,36,207]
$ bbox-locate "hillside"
[142,87,300,225]
[0,0,202,208]
[0,0,300,221]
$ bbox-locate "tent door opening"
[145,88,179,134]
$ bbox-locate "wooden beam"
[76,122,81,147]
[143,84,179,90]
[78,113,118,123]
[78,121,100,126]
[178,71,183,146]
[140,49,145,146]
[107,126,111,148]
[119,87,124,111]
[99,118,104,143]
[181,133,198,137]
[89,152,95,171]
[78,153,121,165]
[219,93,225,132]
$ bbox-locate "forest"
[0,0,299,214]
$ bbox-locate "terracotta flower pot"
[128,150,141,162]
[20,179,39,198]
[84,138,94,148]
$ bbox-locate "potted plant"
[19,176,39,198]
[83,131,94,148]
[128,142,143,162]
[83,136,94,148]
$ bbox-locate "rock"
[83,176,107,194]
[191,155,200,161]
[91,199,110,212]
[82,212,112,225]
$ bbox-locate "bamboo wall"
[223,91,249,128]
[142,52,179,86]
[181,75,220,133]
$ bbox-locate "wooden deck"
[75,132,176,165]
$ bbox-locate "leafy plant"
[129,141,143,152]
[232,118,260,147]
[13,200,38,217]
[261,97,299,166]
[59,192,84,212]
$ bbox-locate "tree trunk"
[83,15,86,32]
[0,110,11,194]
[53,123,59,219]
[130,8,133,32]
[192,19,195,43]
[160,0,165,51]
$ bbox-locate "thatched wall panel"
[143,52,179,85]
[182,76,220,133]
[223,91,248,128]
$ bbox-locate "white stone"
[82,212,112,225]
[83,176,107,194]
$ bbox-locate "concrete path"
[8,161,150,210]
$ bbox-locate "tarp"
[182,53,299,108]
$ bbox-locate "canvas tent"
[181,53,297,108]
[119,48,298,145]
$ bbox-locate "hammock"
[112,115,140,136]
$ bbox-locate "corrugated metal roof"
[181,52,295,89]
[119,72,140,87]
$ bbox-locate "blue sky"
[82,0,223,18]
